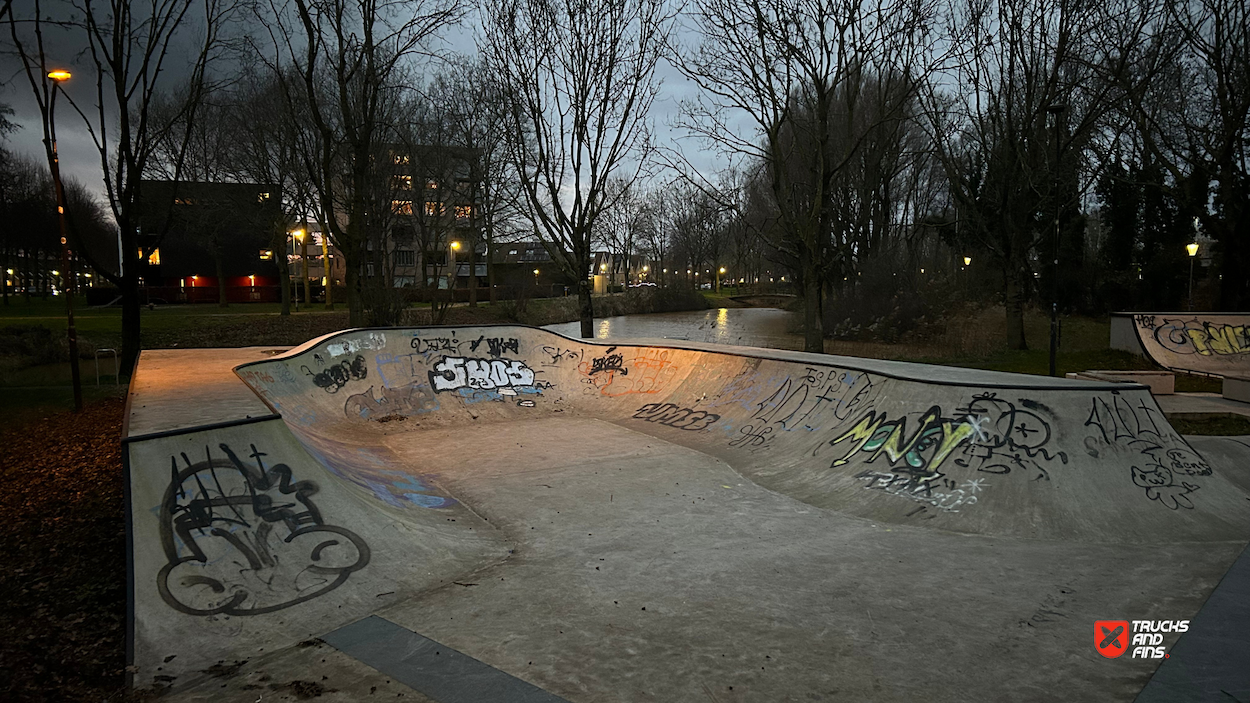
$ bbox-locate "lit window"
[393,200,413,215]
[454,205,472,220]
[395,175,412,190]
[426,180,439,190]
[424,202,444,216]
[147,248,161,265]
[258,192,270,202]
[260,249,273,260]
[394,154,409,165]
[174,197,195,206]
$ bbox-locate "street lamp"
[449,240,461,297]
[46,68,82,410]
[963,256,971,266]
[717,266,726,292]
[1046,103,1067,377]
[1187,241,1200,311]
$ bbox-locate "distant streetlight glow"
[963,256,972,266]
[47,69,71,81]
[1187,242,1199,257]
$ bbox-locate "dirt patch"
[269,680,336,699]
[0,397,127,702]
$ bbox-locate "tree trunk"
[276,230,291,316]
[120,279,141,378]
[346,261,363,327]
[467,244,478,307]
[1004,265,1028,350]
[487,235,497,305]
[578,278,594,338]
[801,258,823,353]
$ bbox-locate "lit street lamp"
[1187,241,1200,311]
[449,240,461,298]
[963,256,971,266]
[46,69,82,410]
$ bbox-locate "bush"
[0,325,65,365]
[821,267,960,344]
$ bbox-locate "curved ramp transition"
[123,326,1250,700]
[1126,312,1250,377]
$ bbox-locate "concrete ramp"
[1114,312,1250,377]
[122,327,1250,700]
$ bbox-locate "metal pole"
[1047,104,1065,377]
[301,233,310,307]
[47,84,83,410]
[1188,256,1195,311]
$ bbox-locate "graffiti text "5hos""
[429,356,536,392]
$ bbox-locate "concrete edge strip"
[1133,538,1250,702]
[321,615,571,703]
[232,323,1147,392]
[121,413,282,444]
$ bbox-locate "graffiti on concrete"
[855,469,986,513]
[1139,315,1250,357]
[410,334,462,355]
[827,405,975,473]
[580,348,677,397]
[302,354,367,394]
[429,356,537,393]
[344,384,438,420]
[587,349,627,376]
[1084,392,1210,510]
[540,345,584,367]
[632,403,720,431]
[822,393,1067,512]
[952,393,1068,481]
[327,332,386,358]
[157,442,369,616]
[728,368,877,450]
[467,335,520,358]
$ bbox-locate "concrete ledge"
[1067,370,1175,395]
[1224,377,1250,403]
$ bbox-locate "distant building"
[136,180,283,302]
[383,145,482,289]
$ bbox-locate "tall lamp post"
[449,240,461,300]
[1187,241,1200,311]
[1046,103,1067,377]
[46,69,83,410]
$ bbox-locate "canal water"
[543,307,800,349]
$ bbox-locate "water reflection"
[544,307,799,349]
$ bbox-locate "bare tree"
[257,0,466,326]
[480,0,673,337]
[921,0,1159,348]
[676,0,939,352]
[6,0,232,373]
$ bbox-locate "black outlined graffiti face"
[157,443,369,616]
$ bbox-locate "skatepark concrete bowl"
[122,325,1250,701]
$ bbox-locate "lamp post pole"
[1187,240,1200,311]
[1047,103,1066,377]
[46,71,82,411]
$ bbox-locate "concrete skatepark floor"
[118,327,1250,702]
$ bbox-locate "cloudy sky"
[1,3,732,210]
